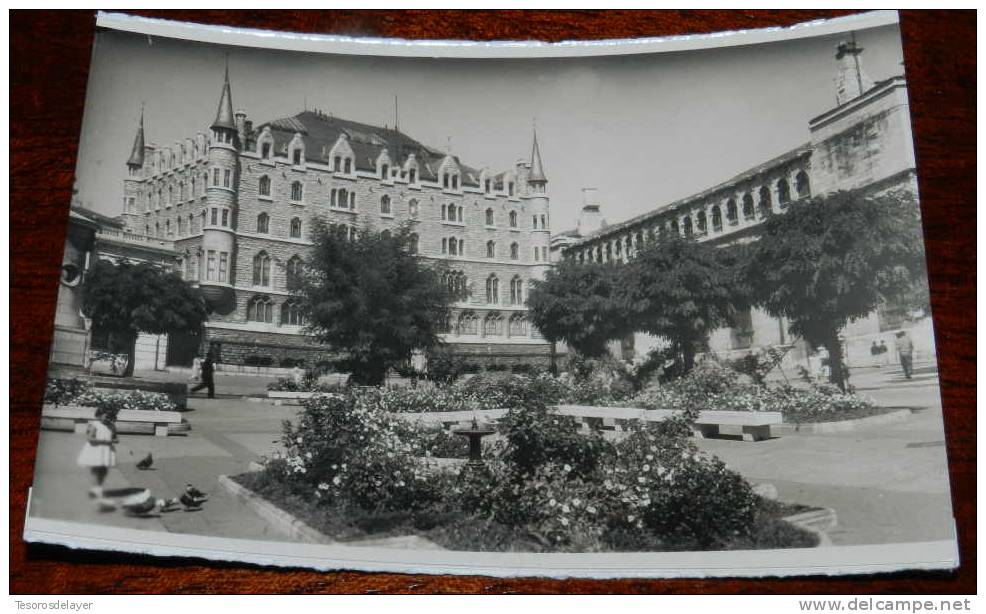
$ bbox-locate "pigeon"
[121,490,180,516]
[185,484,207,500]
[136,453,153,470]
[180,484,208,510]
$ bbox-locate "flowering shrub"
[272,390,445,512]
[44,378,176,412]
[603,426,758,548]
[624,361,879,423]
[266,377,344,393]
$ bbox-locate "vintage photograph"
[24,11,957,577]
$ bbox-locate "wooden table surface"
[10,10,975,594]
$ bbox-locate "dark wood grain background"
[10,10,975,595]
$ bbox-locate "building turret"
[834,36,874,106]
[120,106,146,232]
[523,125,551,273]
[201,62,240,314]
[527,126,547,192]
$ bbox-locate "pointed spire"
[127,103,145,168]
[212,58,236,131]
[528,121,547,184]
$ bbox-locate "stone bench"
[41,404,190,437]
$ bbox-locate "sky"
[75,22,905,232]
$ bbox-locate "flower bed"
[45,378,177,412]
[267,377,347,393]
[623,362,887,424]
[239,391,819,552]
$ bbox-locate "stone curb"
[782,507,837,547]
[217,474,333,545]
[772,408,912,436]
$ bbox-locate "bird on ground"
[121,489,179,517]
[180,484,208,510]
[136,453,153,470]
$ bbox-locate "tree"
[299,221,451,385]
[745,189,928,391]
[82,259,208,376]
[527,260,632,359]
[624,236,746,374]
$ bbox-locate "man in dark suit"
[190,352,216,398]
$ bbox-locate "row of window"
[251,252,305,289]
[575,171,811,264]
[442,270,526,306]
[255,213,304,239]
[440,310,530,337]
[247,295,307,326]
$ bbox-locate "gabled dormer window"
[344,158,352,174]
[261,142,271,159]
[408,168,417,184]
[334,156,342,172]
[508,182,515,197]
[293,149,302,165]
[381,164,389,179]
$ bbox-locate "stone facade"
[116,67,552,366]
[554,44,931,369]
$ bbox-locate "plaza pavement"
[28,362,956,549]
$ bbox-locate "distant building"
[553,39,933,368]
[113,66,553,369]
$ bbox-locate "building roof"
[126,106,145,167]
[528,127,547,183]
[211,64,236,131]
[259,110,487,186]
[70,205,125,229]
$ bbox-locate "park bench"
[41,404,190,437]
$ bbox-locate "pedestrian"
[878,339,890,366]
[190,352,216,398]
[76,405,119,508]
[870,340,881,367]
[895,330,914,379]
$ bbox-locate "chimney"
[577,188,606,236]
[235,109,247,146]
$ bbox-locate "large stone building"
[114,66,553,369]
[554,40,934,369]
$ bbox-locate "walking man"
[895,330,914,380]
[190,352,216,398]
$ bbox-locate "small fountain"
[452,416,496,469]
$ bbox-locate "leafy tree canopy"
[527,260,632,358]
[746,189,928,389]
[82,259,208,336]
[300,220,451,385]
[623,236,746,371]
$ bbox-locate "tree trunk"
[549,341,558,375]
[823,330,847,392]
[681,341,696,374]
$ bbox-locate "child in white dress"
[76,406,119,507]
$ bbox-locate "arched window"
[795,171,810,199]
[184,251,193,279]
[615,240,622,257]
[286,255,304,290]
[165,219,172,236]
[510,242,519,260]
[349,191,356,210]
[485,208,494,226]
[486,240,496,259]
[290,217,302,239]
[457,205,464,223]
[483,312,503,337]
[188,213,195,234]
[510,276,524,305]
[259,176,271,197]
[458,311,478,335]
[408,198,419,219]
[380,163,389,179]
[668,219,679,237]
[485,274,499,304]
[682,216,693,237]
[168,186,174,205]
[280,299,306,326]
[253,251,271,287]
[758,185,772,215]
[696,211,708,233]
[448,237,458,256]
[509,210,518,228]
[177,217,184,236]
[380,195,391,215]
[257,213,269,234]
[179,182,186,202]
[711,205,723,232]
[441,204,448,221]
[777,178,791,205]
[726,199,738,224]
[291,181,303,202]
[507,181,514,197]
[508,313,527,337]
[409,233,419,255]
[247,295,273,323]
[742,193,755,220]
